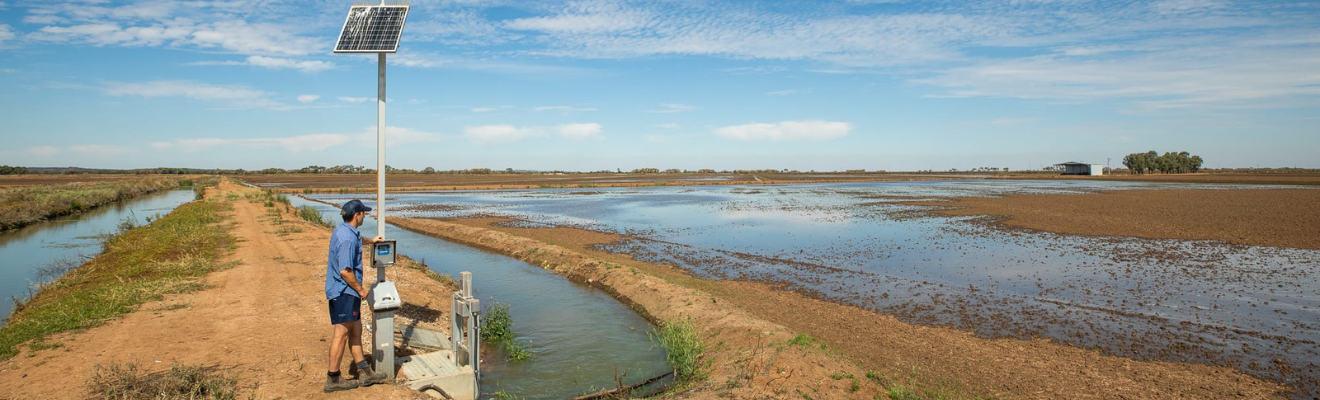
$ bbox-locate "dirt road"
[0,181,444,399]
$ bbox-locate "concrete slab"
[397,325,451,352]
[400,351,475,400]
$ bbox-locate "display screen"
[377,244,391,255]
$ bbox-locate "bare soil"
[0,181,453,399]
[922,188,1320,250]
[391,216,1287,399]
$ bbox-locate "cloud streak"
[714,120,852,142]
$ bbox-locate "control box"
[372,240,396,268]
[369,281,402,311]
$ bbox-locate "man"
[324,199,390,392]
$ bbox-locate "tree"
[1123,150,1204,174]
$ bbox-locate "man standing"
[325,199,390,392]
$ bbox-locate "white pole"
[376,53,387,283]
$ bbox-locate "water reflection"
[0,190,196,321]
[313,180,1320,397]
[289,197,670,399]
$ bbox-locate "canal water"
[0,189,196,322]
[290,197,671,399]
[311,180,1320,397]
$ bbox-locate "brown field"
[0,174,162,188]
[923,188,1320,250]
[235,171,1320,192]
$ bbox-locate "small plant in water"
[481,302,532,361]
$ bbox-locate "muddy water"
[337,180,1320,398]
[289,197,670,399]
[0,189,196,322]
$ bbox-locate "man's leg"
[348,320,366,363]
[324,321,360,392]
[348,318,389,385]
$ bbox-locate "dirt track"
[392,216,1287,400]
[0,181,450,399]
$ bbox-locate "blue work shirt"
[325,222,364,299]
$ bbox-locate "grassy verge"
[0,198,235,360]
[654,319,706,383]
[88,361,253,400]
[0,176,186,231]
[481,302,532,361]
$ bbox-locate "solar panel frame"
[334,5,409,53]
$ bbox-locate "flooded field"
[290,197,671,399]
[0,189,196,321]
[313,180,1320,397]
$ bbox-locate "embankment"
[392,216,1288,400]
[0,176,187,231]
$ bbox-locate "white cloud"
[339,96,373,103]
[297,95,319,103]
[504,2,652,34]
[556,123,603,140]
[535,105,598,112]
[656,123,681,129]
[647,103,696,113]
[0,24,14,44]
[766,90,800,96]
[104,80,269,101]
[714,120,852,141]
[471,107,499,113]
[147,125,438,154]
[191,56,333,72]
[464,125,539,144]
[68,144,132,155]
[29,146,59,157]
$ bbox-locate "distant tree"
[1123,150,1204,174]
[422,167,436,174]
[0,165,28,175]
[664,168,681,174]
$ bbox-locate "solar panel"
[334,5,409,53]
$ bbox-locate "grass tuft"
[297,205,332,227]
[88,361,253,400]
[653,318,705,383]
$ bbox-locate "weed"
[787,333,822,349]
[653,318,705,383]
[88,361,254,400]
[887,386,921,400]
[481,302,532,361]
[830,372,855,380]
[297,205,332,227]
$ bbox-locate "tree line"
[1122,151,1204,174]
[0,165,28,175]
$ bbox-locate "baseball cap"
[340,199,373,216]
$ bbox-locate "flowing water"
[306,180,1320,397]
[290,197,671,399]
[0,189,196,322]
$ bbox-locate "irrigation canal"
[290,196,671,400]
[0,189,196,323]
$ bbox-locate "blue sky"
[0,0,1317,171]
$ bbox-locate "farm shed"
[1056,162,1104,176]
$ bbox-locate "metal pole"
[376,52,386,283]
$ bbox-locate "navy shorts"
[328,293,361,324]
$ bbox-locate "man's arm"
[340,267,366,298]
[361,235,385,245]
[334,239,367,298]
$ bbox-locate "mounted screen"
[334,5,409,53]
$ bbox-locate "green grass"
[0,176,184,231]
[88,361,254,400]
[297,205,332,227]
[653,318,706,383]
[0,199,234,360]
[481,302,532,361]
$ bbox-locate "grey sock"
[356,360,371,371]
